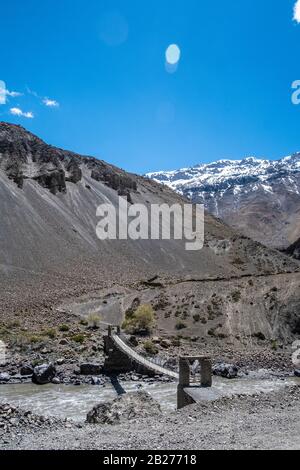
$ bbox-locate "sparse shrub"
[231,290,241,303]
[59,324,70,332]
[208,328,216,337]
[271,339,278,351]
[193,314,200,323]
[171,336,181,347]
[29,335,40,344]
[129,335,139,347]
[153,294,170,311]
[8,320,21,328]
[87,313,102,330]
[143,340,158,356]
[71,334,85,344]
[232,257,244,266]
[79,319,88,326]
[175,321,187,330]
[43,328,56,339]
[217,333,227,339]
[122,304,155,335]
[31,358,43,367]
[190,336,199,342]
[253,332,266,341]
[211,296,222,308]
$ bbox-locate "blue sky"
[1,0,300,173]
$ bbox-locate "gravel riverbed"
[1,384,299,450]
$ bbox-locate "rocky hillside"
[0,122,137,198]
[147,155,300,249]
[0,122,299,328]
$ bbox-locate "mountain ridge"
[146,154,300,248]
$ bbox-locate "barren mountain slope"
[0,122,299,324]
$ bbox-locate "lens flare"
[165,44,181,65]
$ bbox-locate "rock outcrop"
[0,122,137,196]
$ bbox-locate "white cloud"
[6,90,23,98]
[0,80,22,104]
[294,1,300,23]
[10,107,34,119]
[26,87,60,108]
[10,107,22,116]
[43,97,59,107]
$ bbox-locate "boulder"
[59,339,69,346]
[295,370,300,378]
[152,337,160,343]
[129,335,139,347]
[32,363,56,385]
[213,363,239,379]
[91,377,102,385]
[86,391,161,425]
[80,363,102,375]
[55,358,65,366]
[160,339,172,349]
[0,372,10,382]
[20,365,34,376]
[51,377,61,384]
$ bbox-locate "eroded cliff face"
[0,122,136,197]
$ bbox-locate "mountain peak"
[146,153,300,248]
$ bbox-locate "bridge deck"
[111,334,179,380]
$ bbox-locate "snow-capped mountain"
[146,155,300,249]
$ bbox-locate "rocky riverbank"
[0,403,77,442]
[1,383,299,450]
[0,368,175,387]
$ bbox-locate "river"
[0,374,298,422]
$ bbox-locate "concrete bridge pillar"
[177,356,212,409]
[201,358,212,388]
[103,325,133,374]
